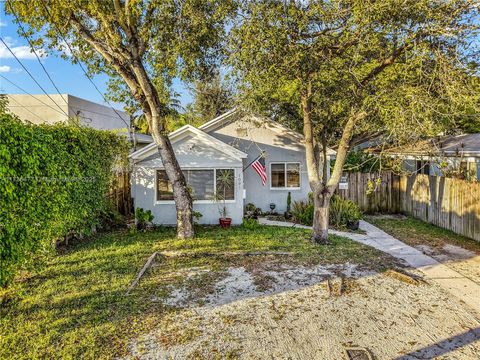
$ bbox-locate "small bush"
[135,208,154,229]
[291,199,314,226]
[329,195,362,229]
[242,217,259,229]
[244,203,262,219]
[291,194,362,229]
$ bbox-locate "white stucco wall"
[132,134,245,225]
[207,116,320,213]
[7,94,129,131]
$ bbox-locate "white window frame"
[269,162,301,190]
[155,168,236,204]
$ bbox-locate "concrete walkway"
[258,218,480,314]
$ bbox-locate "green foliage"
[184,72,234,125]
[329,195,362,230]
[286,192,292,213]
[229,0,480,182]
[244,203,262,219]
[241,217,259,229]
[291,194,362,229]
[135,208,154,224]
[335,151,380,173]
[7,0,236,127]
[0,113,128,286]
[291,199,315,227]
[192,211,203,224]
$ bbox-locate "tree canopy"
[229,0,480,241]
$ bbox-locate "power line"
[0,37,69,117]
[7,93,45,123]
[8,2,69,106]
[0,74,66,115]
[40,2,130,129]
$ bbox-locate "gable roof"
[200,109,336,156]
[198,108,239,133]
[129,124,248,162]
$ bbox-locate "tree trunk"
[151,128,194,239]
[312,189,331,244]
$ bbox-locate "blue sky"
[0,7,193,112]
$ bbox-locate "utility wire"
[8,2,69,106]
[7,93,45,123]
[0,74,66,115]
[0,37,69,117]
[41,2,130,129]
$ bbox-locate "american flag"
[251,155,267,186]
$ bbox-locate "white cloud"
[0,20,7,27]
[0,65,10,72]
[0,38,46,60]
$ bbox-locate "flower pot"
[219,217,232,229]
[346,220,360,231]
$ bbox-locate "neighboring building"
[129,110,334,225]
[386,134,480,181]
[7,93,130,131]
[7,93,154,149]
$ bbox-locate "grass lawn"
[0,225,393,360]
[367,215,480,254]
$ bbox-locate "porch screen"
[156,169,216,201]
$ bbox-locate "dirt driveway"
[128,263,480,359]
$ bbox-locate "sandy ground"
[416,243,480,284]
[127,264,480,359]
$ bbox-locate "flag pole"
[242,151,265,172]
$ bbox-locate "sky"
[0,5,193,113]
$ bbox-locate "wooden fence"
[107,171,132,215]
[337,172,480,241]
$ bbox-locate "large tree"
[229,0,480,243]
[7,0,235,239]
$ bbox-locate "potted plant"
[216,170,234,228]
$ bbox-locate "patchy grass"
[367,216,480,254]
[0,225,391,360]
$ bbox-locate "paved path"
[258,218,480,314]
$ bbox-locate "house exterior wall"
[401,157,480,180]
[67,95,129,131]
[207,117,321,213]
[132,134,245,225]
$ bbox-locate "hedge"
[0,113,128,286]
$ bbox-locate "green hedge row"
[0,113,128,286]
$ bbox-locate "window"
[216,169,235,200]
[185,170,214,200]
[270,162,300,188]
[156,170,174,200]
[416,160,430,175]
[156,169,235,202]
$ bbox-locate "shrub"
[135,208,154,229]
[291,194,362,229]
[242,217,259,229]
[0,113,128,286]
[244,203,262,219]
[291,199,314,226]
[193,210,203,224]
[329,195,362,229]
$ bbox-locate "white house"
[129,110,334,225]
[7,93,153,148]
